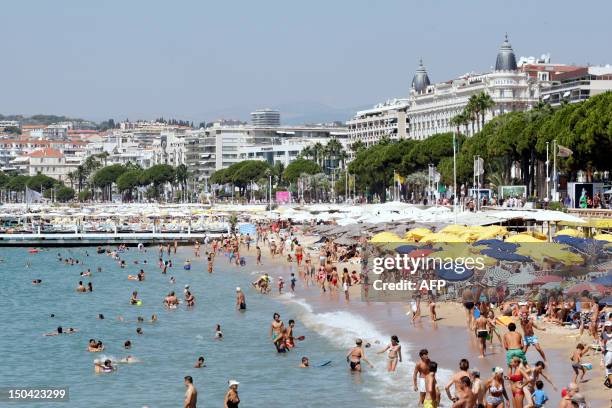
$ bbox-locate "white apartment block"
[348,36,540,144]
[27,148,80,182]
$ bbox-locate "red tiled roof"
[29,148,64,158]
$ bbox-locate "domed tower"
[495,34,517,71]
[412,59,431,93]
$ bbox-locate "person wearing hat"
[224,379,240,408]
[235,287,246,310]
[484,367,508,408]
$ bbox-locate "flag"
[557,144,573,158]
[25,187,43,204]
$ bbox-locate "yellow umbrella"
[404,228,432,241]
[506,234,543,243]
[554,229,585,238]
[370,232,407,243]
[419,232,469,243]
[594,233,612,242]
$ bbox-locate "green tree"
[283,159,321,183]
[55,186,75,202]
[26,173,56,193]
[116,169,143,201]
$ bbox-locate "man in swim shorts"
[503,322,526,366]
[475,313,489,358]
[520,314,547,361]
[413,348,430,405]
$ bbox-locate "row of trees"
[348,92,612,201]
[0,172,76,202]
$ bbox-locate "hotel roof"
[29,147,64,158]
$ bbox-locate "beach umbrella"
[404,228,431,241]
[435,263,475,282]
[599,295,612,306]
[480,248,531,263]
[482,266,511,286]
[408,248,435,258]
[474,239,518,251]
[591,275,612,286]
[506,234,544,243]
[419,232,469,243]
[540,281,563,290]
[554,229,585,238]
[507,272,536,286]
[531,275,564,285]
[553,236,608,255]
[370,232,407,243]
[566,282,607,296]
[594,233,612,242]
[395,245,418,254]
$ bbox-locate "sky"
[2,0,611,124]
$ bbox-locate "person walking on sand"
[411,294,421,323]
[503,323,526,367]
[429,295,437,322]
[462,287,475,329]
[413,349,430,405]
[570,343,589,383]
[520,314,547,361]
[184,376,197,408]
[377,335,402,372]
[452,376,475,408]
[475,313,489,358]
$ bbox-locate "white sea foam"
[284,296,453,407]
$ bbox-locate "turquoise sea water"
[0,246,391,408]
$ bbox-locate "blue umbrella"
[474,239,519,252]
[395,245,418,254]
[599,295,612,306]
[435,263,475,282]
[480,248,531,263]
[553,236,607,255]
[591,275,612,286]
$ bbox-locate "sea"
[0,246,444,407]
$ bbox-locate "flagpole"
[545,142,550,201]
[553,140,557,201]
[453,131,457,224]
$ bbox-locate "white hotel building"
[348,36,540,145]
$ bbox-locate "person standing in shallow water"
[235,287,246,310]
[224,380,240,408]
[184,376,197,408]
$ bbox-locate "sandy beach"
[247,228,611,407]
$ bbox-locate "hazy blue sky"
[2,0,611,123]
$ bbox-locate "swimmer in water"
[76,281,87,292]
[118,355,140,364]
[136,327,143,335]
[94,359,116,373]
[299,357,310,368]
[32,279,42,285]
[98,314,105,320]
[346,339,373,372]
[130,291,139,305]
[124,340,131,349]
[194,356,206,368]
[236,287,246,311]
[170,276,176,284]
[215,324,223,340]
[150,314,158,323]
[44,326,66,336]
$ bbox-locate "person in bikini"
[346,338,373,372]
[507,357,530,408]
[484,367,509,408]
[377,335,402,372]
[413,349,430,405]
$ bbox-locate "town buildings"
[347,36,612,146]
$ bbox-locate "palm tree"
[312,142,324,167]
[97,151,110,167]
[66,171,76,189]
[477,92,495,130]
[467,95,481,134]
[300,146,314,160]
[325,138,344,170]
[175,164,189,200]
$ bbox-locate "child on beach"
[570,343,590,383]
[532,380,548,407]
[290,273,296,292]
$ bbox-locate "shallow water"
[0,246,400,407]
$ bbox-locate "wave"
[282,296,453,407]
